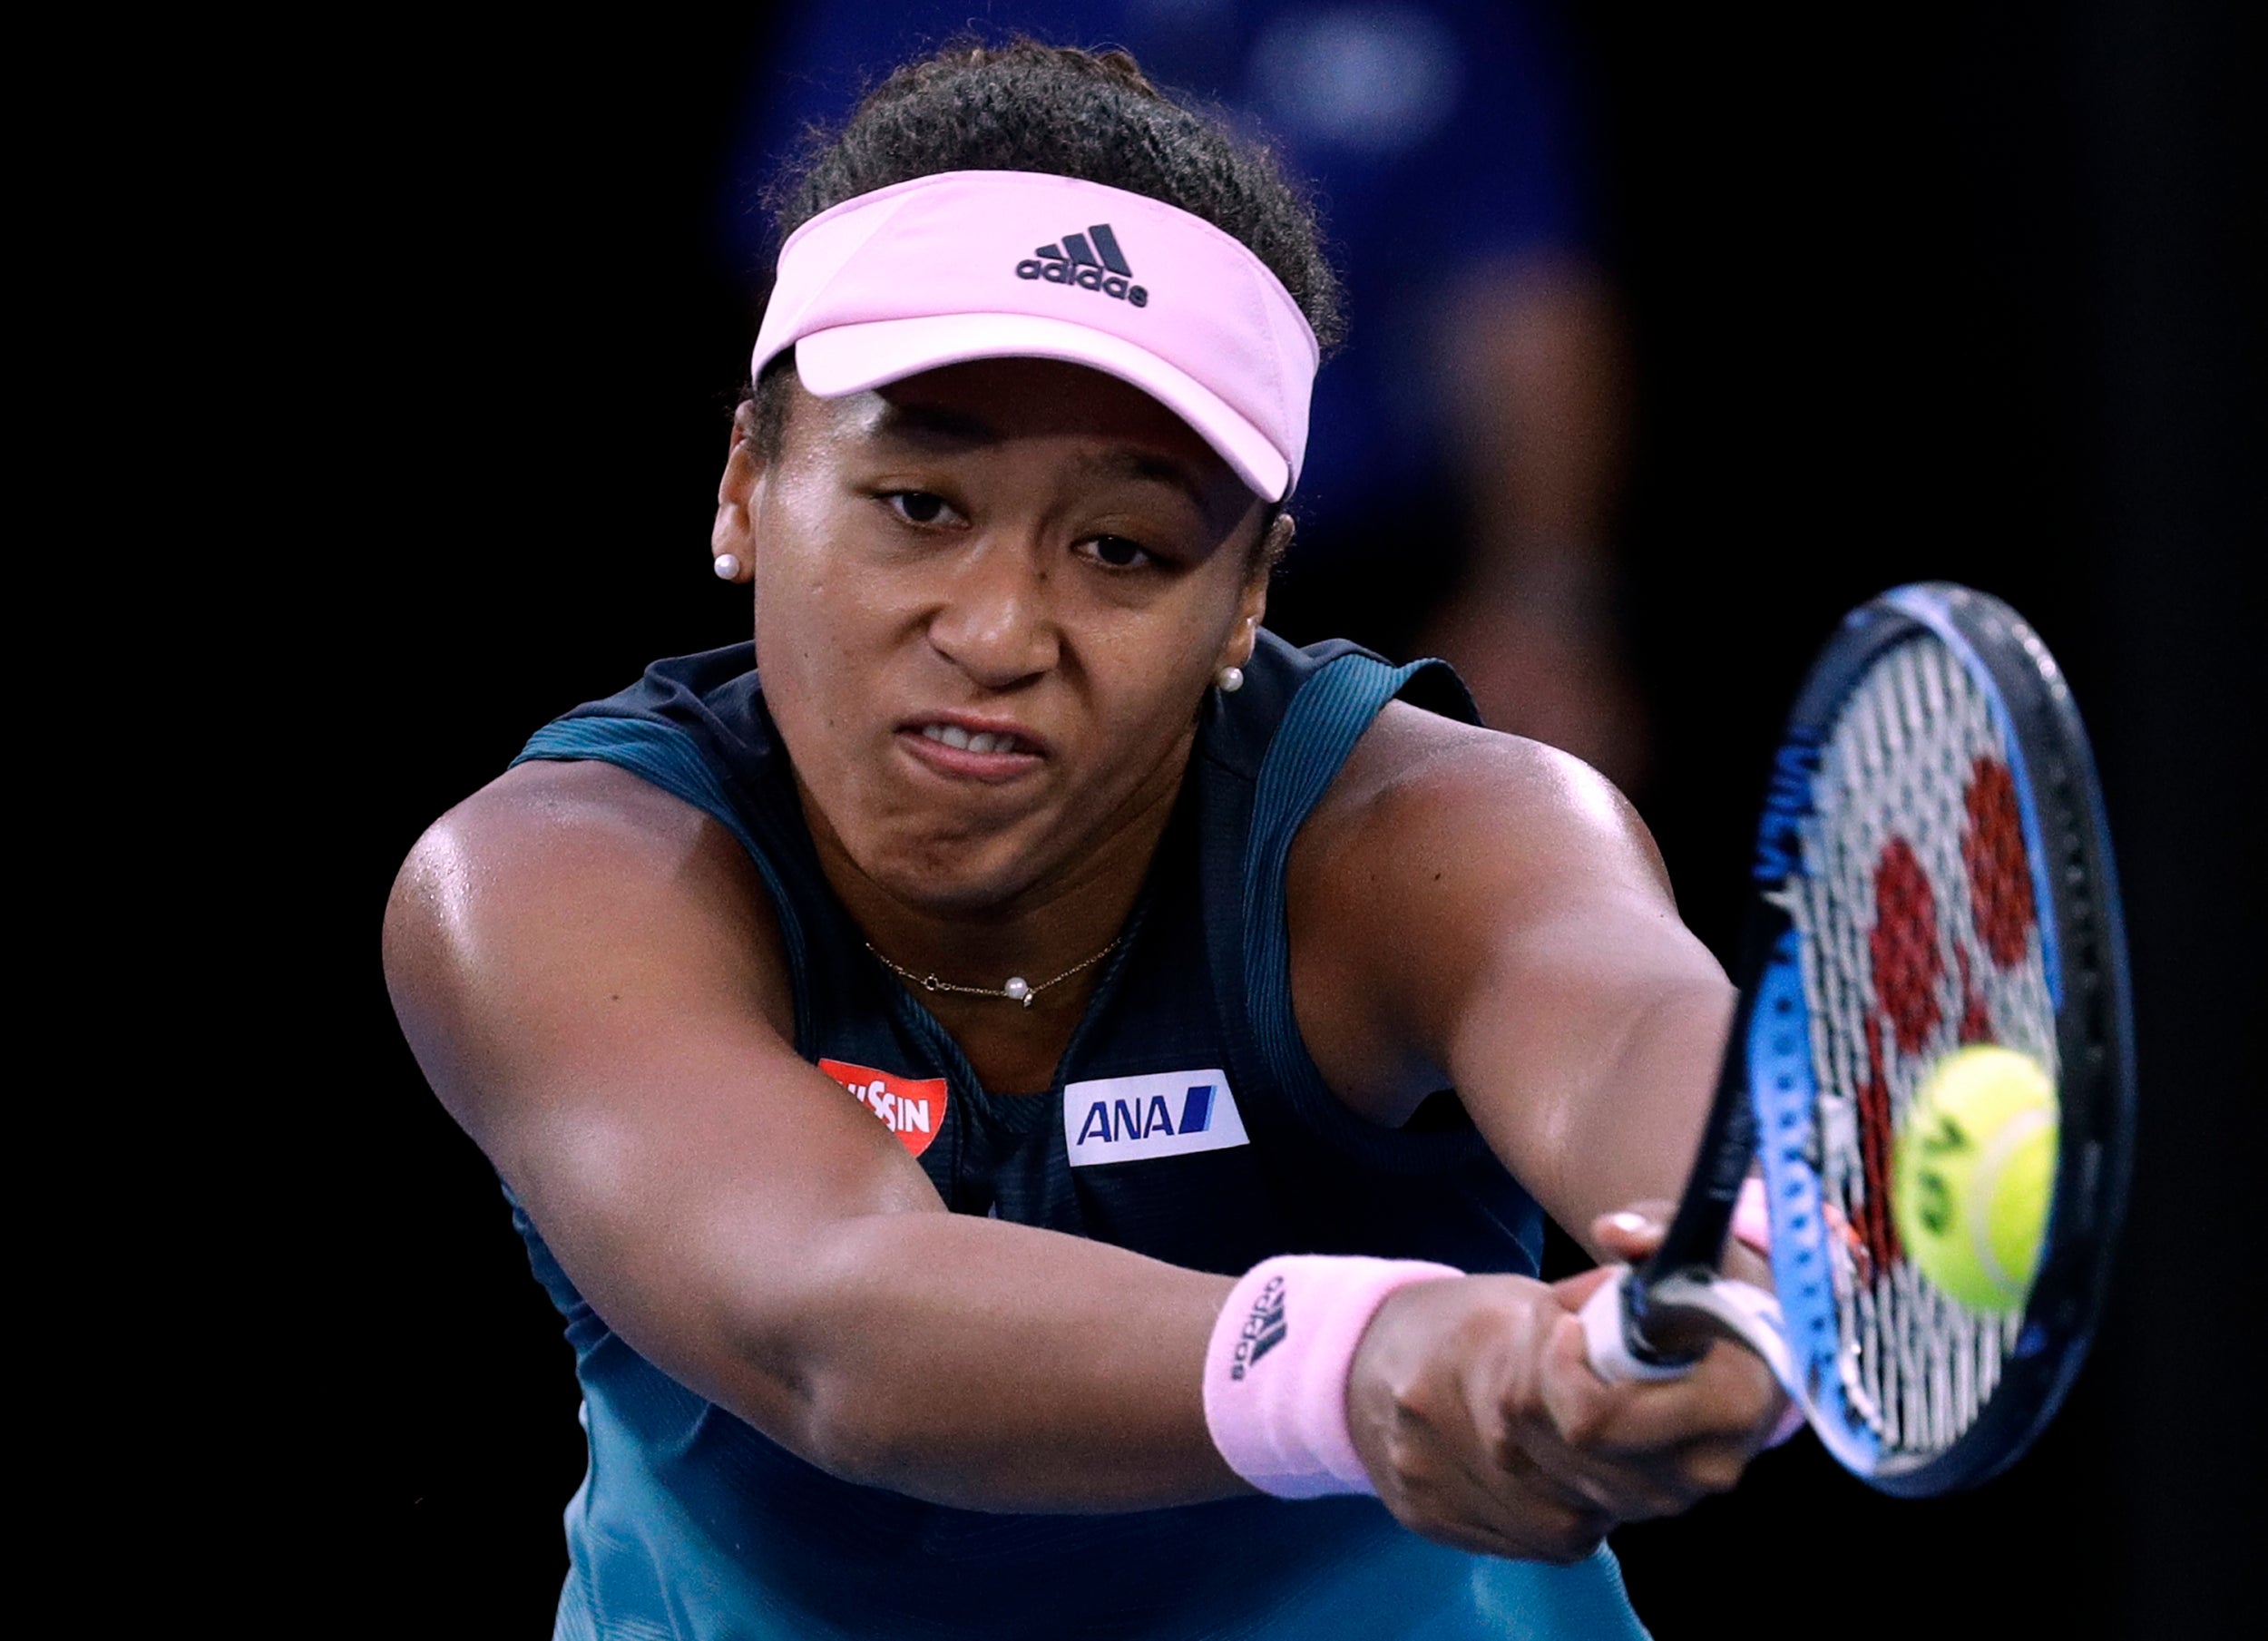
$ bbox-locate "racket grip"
[1579,1265,1807,1440]
[1579,1266,1692,1384]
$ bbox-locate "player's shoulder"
[393,760,727,913]
[1307,699,1668,897]
[385,759,775,1011]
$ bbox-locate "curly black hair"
[748,36,1343,476]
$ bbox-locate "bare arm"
[1290,700,1729,1248]
[1286,705,1781,1558]
[384,760,1238,1513]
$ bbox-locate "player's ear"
[1223,511,1289,664]
[711,400,766,583]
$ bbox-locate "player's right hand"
[1343,1226,1783,1563]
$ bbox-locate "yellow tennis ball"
[1892,1045,2057,1312]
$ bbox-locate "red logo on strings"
[1961,757,2036,968]
[1853,755,2041,1275]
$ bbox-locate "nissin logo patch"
[820,1059,947,1158]
[1062,1069,1247,1167]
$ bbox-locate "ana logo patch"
[1063,1069,1248,1167]
[820,1059,948,1157]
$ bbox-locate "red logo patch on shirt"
[820,1059,949,1157]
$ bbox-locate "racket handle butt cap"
[1579,1266,1692,1384]
[1580,1267,1808,1446]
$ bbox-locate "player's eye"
[880,491,961,527]
[1081,534,1156,571]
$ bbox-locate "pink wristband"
[1202,1255,1462,1499]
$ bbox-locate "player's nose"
[924,535,1061,689]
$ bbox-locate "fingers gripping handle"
[1578,1266,1691,1383]
[1579,1265,1804,1406]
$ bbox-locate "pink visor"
[750,170,1320,501]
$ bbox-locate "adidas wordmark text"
[1016,221,1149,306]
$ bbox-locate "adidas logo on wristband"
[1229,1275,1288,1381]
[1015,222,1149,306]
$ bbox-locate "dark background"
[298,4,2256,1633]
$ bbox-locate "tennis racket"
[1578,582,2134,1495]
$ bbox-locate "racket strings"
[1786,635,2054,1460]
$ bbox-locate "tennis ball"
[1891,1045,2057,1312]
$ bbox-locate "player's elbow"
[696,1222,958,1496]
[789,1391,923,1492]
[737,1325,964,1502]
[788,1392,1029,1510]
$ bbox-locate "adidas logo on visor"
[1015,222,1149,306]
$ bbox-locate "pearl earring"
[1217,665,1245,693]
[713,553,742,581]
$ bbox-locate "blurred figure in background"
[735,0,1643,787]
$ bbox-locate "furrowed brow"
[1075,447,1209,510]
[869,402,999,449]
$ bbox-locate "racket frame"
[1622,582,2135,1496]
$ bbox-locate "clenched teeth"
[919,724,1024,756]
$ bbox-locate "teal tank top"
[508,630,1650,1640]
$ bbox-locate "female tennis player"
[385,41,1783,1639]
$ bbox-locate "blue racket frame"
[1744,582,2136,1494]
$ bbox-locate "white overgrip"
[1579,1265,1809,1445]
[1577,1266,1690,1384]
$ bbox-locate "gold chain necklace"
[862,934,1124,1009]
